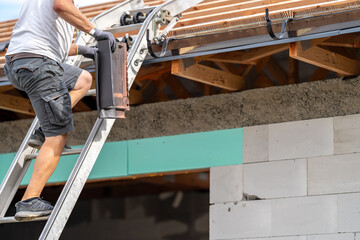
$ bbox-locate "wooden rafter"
[308,67,329,82]
[129,89,144,105]
[73,101,91,112]
[171,59,245,91]
[249,56,274,88]
[253,72,274,88]
[319,34,360,48]
[153,80,169,102]
[200,44,288,65]
[264,56,288,85]
[0,93,35,116]
[289,42,360,76]
[288,58,299,84]
[163,75,191,99]
[135,62,171,81]
[136,172,209,190]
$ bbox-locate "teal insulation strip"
[0,128,243,185]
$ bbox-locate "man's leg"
[68,70,92,107]
[21,134,67,200]
[14,60,92,220]
[22,69,92,200]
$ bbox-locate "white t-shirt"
[6,0,79,63]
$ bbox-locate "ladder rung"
[0,215,49,224]
[25,148,83,161]
[86,89,96,96]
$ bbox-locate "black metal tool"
[95,39,129,119]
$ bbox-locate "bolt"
[139,48,147,54]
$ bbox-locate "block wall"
[210,114,360,240]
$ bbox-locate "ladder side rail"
[0,118,39,218]
[126,0,205,88]
[66,0,145,67]
[39,118,115,240]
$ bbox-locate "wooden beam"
[171,59,245,91]
[205,44,288,64]
[288,58,299,84]
[308,67,329,82]
[136,172,209,190]
[214,62,248,76]
[203,84,211,96]
[253,71,274,88]
[135,62,171,81]
[164,75,191,99]
[255,56,271,73]
[153,80,169,102]
[289,42,360,76]
[319,34,360,48]
[264,56,288,85]
[0,94,35,116]
[129,89,144,105]
[0,85,15,93]
[72,100,91,112]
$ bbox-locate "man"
[4,0,116,220]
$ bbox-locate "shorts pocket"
[42,90,72,127]
[13,59,41,74]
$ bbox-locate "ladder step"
[0,215,49,224]
[25,148,83,161]
[86,89,96,96]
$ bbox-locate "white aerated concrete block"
[210,165,243,204]
[307,233,355,240]
[271,195,337,236]
[334,114,360,154]
[243,125,268,163]
[244,159,307,199]
[308,153,360,195]
[268,118,333,161]
[210,201,271,239]
[338,193,360,232]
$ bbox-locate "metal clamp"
[146,29,170,58]
[265,8,293,40]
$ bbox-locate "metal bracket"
[147,14,178,58]
[147,29,170,58]
[265,8,293,40]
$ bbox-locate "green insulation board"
[0,128,243,185]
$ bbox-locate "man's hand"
[91,28,116,52]
[77,45,98,59]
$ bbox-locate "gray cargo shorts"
[4,57,82,137]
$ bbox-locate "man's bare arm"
[68,44,77,56]
[53,0,94,34]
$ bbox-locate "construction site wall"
[211,114,360,239]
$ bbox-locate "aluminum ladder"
[0,0,203,239]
